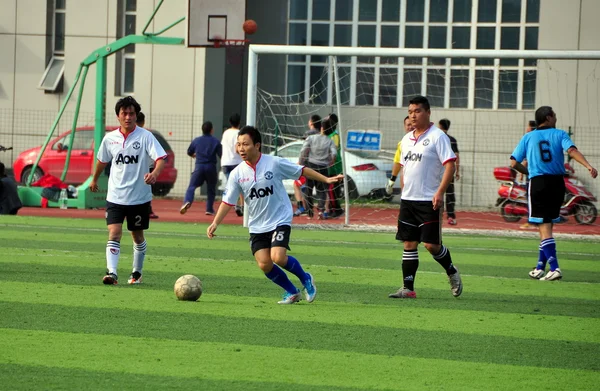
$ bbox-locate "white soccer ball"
[174,274,203,301]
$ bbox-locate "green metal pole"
[94,56,107,162]
[26,63,84,185]
[61,65,90,181]
[142,0,166,35]
[151,17,185,36]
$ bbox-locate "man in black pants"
[438,119,460,225]
[0,162,22,215]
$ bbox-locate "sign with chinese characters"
[345,130,382,151]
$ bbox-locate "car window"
[150,130,173,152]
[71,130,94,150]
[277,144,303,158]
[52,135,68,151]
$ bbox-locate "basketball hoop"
[213,39,249,65]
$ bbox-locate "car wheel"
[152,184,172,197]
[21,166,43,184]
[343,177,360,200]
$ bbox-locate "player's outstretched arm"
[302,167,344,184]
[568,148,598,179]
[206,202,234,239]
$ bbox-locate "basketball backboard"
[186,0,246,47]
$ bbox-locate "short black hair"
[327,113,338,130]
[439,118,451,131]
[404,116,410,122]
[202,121,213,135]
[115,96,141,116]
[528,120,537,128]
[535,106,555,126]
[229,113,241,128]
[322,118,335,136]
[408,95,430,111]
[238,125,262,146]
[310,114,322,130]
[0,161,5,177]
[136,112,145,126]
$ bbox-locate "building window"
[40,0,66,92]
[287,0,540,110]
[115,0,137,95]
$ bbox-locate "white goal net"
[248,46,600,233]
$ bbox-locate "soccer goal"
[246,45,600,233]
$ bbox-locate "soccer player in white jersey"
[207,126,343,304]
[389,96,463,299]
[89,96,167,285]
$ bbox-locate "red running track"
[16,198,600,237]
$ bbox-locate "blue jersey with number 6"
[511,127,575,179]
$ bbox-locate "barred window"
[115,0,137,95]
[287,0,540,109]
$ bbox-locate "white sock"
[133,240,147,274]
[106,241,120,275]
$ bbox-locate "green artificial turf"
[0,216,599,390]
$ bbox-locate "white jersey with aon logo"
[400,125,456,201]
[222,154,303,234]
[97,126,167,205]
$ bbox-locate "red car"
[13,126,178,196]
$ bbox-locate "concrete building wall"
[1,0,599,205]
[0,0,223,198]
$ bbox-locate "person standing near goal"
[207,126,343,304]
[510,106,597,281]
[220,113,244,217]
[389,96,463,299]
[90,96,167,285]
[386,116,412,196]
[438,118,460,225]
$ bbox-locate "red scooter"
[493,163,598,225]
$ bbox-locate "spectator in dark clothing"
[0,162,22,215]
[180,121,222,216]
[438,119,459,225]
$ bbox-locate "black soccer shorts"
[105,201,151,231]
[249,225,292,255]
[396,199,442,244]
[528,175,565,224]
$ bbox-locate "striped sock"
[536,243,547,270]
[433,245,457,275]
[133,240,147,274]
[106,240,120,275]
[540,238,559,271]
[402,249,419,291]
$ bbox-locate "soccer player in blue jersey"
[510,106,597,281]
[207,126,343,304]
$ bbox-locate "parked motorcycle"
[493,163,598,225]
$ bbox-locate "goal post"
[245,45,600,229]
